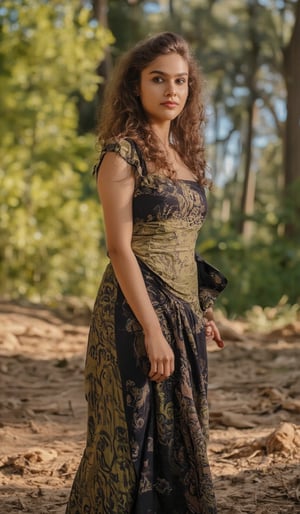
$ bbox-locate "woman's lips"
[160,102,178,108]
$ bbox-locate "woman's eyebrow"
[149,70,188,77]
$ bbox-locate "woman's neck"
[151,124,171,149]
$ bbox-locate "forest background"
[0,0,299,318]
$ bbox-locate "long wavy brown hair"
[97,32,208,185]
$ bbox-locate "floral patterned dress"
[65,139,217,514]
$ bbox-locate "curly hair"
[97,32,208,185]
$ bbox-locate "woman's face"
[139,53,189,125]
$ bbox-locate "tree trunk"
[283,0,300,237]
[239,99,256,240]
[169,0,175,16]
[93,0,112,100]
[93,0,108,26]
[238,1,259,239]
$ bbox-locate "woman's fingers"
[148,353,174,382]
[205,320,225,349]
[145,331,175,382]
[148,360,164,381]
[205,325,213,337]
[215,337,224,349]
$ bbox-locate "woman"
[66,32,223,514]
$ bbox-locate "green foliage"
[0,1,113,300]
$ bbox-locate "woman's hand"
[205,319,224,349]
[144,330,175,383]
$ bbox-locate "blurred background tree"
[0,0,113,300]
[0,0,299,314]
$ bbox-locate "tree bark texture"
[93,0,112,97]
[239,1,259,239]
[283,0,300,237]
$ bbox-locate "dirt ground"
[0,300,300,514]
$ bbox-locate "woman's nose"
[164,82,176,97]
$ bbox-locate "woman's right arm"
[97,152,174,382]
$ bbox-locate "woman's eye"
[152,76,164,83]
[176,78,186,85]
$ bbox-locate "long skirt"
[65,261,217,514]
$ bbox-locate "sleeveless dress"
[65,139,217,514]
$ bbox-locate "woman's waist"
[132,225,198,254]
[133,246,198,303]
[131,233,196,269]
